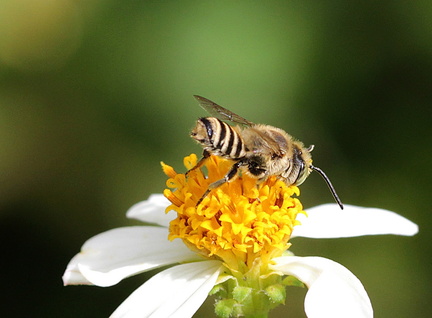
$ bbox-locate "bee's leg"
[196,160,244,205]
[186,150,211,176]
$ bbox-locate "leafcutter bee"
[188,95,343,209]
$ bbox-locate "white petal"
[63,226,201,287]
[126,194,174,227]
[271,256,373,318]
[62,262,92,285]
[292,203,419,239]
[111,260,223,318]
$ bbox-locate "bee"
[188,95,343,209]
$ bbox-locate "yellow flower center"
[162,154,305,273]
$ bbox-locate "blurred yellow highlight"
[0,0,83,71]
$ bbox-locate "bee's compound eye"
[294,166,309,186]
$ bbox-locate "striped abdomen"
[191,117,247,159]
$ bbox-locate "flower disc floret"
[162,154,305,271]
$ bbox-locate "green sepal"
[232,286,252,303]
[265,284,286,304]
[210,284,227,297]
[282,275,305,288]
[214,299,236,318]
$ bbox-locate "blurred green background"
[1,1,430,317]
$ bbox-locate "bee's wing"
[249,128,285,156]
[193,95,253,126]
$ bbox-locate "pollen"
[162,154,305,271]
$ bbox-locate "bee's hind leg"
[186,150,211,176]
[196,160,244,205]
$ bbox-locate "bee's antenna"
[310,165,344,210]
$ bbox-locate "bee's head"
[290,143,313,186]
[292,144,343,209]
[292,149,311,187]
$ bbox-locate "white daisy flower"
[63,154,418,318]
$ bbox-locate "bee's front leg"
[196,159,246,206]
[186,150,211,176]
